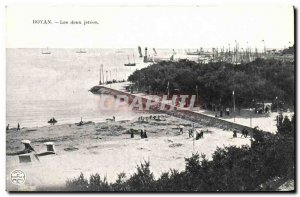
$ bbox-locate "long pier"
[90,85,272,137]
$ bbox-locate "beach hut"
[36,142,56,156]
[18,153,40,164]
[21,140,35,153]
[44,142,56,154]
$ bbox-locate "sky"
[5,5,294,49]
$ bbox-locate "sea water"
[6,48,188,127]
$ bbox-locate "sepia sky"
[6,5,294,49]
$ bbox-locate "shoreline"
[6,112,251,191]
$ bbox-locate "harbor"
[5,5,295,192]
[6,45,295,191]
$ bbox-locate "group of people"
[215,108,231,118]
[233,128,249,138]
[188,128,204,140]
[6,123,20,131]
[130,128,148,139]
[138,115,161,122]
[140,129,148,139]
[195,130,204,140]
[138,116,148,122]
[48,117,57,125]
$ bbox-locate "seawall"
[90,85,272,137]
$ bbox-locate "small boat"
[76,48,87,53]
[75,117,93,126]
[41,47,51,54]
[124,63,136,66]
[48,118,57,125]
[124,54,136,66]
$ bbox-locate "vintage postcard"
[5,5,295,192]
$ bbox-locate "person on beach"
[188,129,193,138]
[113,116,115,121]
[226,108,230,116]
[220,110,223,117]
[233,130,237,138]
[140,129,144,138]
[17,123,20,131]
[196,130,204,140]
[6,124,9,130]
[131,130,134,138]
[179,126,184,134]
[199,131,204,138]
[143,131,148,138]
[241,129,248,138]
[79,117,83,126]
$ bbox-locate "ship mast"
[133,54,135,64]
[127,56,131,64]
[99,64,102,85]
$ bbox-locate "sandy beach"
[6,113,250,191]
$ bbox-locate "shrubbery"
[65,115,294,191]
[128,59,294,109]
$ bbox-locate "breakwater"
[90,85,272,137]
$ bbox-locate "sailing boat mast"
[102,65,104,84]
[133,54,135,63]
[124,54,136,66]
[99,64,102,85]
[127,56,131,64]
[42,47,51,54]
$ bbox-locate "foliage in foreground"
[65,115,294,191]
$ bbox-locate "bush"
[128,59,294,108]
[65,115,294,191]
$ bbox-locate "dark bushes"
[65,115,294,191]
[128,59,294,108]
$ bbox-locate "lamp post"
[232,90,236,122]
[196,85,199,107]
[167,81,170,105]
[110,70,112,87]
[250,99,254,128]
[105,70,108,84]
[250,109,252,128]
[261,40,266,55]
